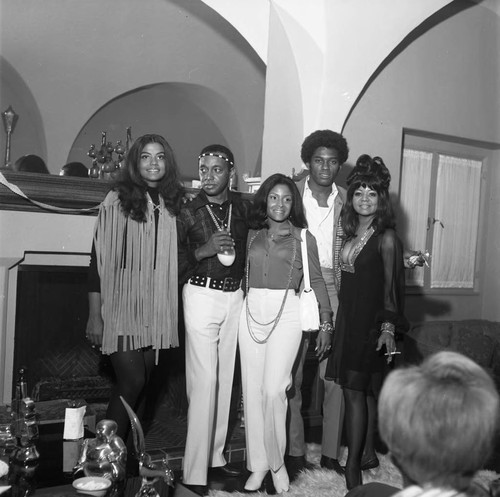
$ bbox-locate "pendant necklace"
[206,203,235,266]
[147,191,162,218]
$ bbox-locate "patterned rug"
[208,443,499,497]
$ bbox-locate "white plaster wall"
[0,0,265,181]
[0,211,94,258]
[343,3,500,321]
[199,0,451,178]
[482,150,500,321]
[344,3,500,182]
[259,0,451,178]
[200,0,270,63]
[68,84,230,182]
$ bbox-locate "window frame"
[399,130,491,296]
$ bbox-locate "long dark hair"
[249,173,307,230]
[114,134,185,221]
[342,155,396,239]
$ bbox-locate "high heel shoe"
[271,465,289,494]
[244,470,268,491]
[345,461,362,490]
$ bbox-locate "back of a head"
[13,154,49,174]
[379,351,499,490]
[60,162,89,178]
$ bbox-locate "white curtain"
[400,149,433,287]
[431,155,482,288]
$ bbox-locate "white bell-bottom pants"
[239,288,302,472]
[182,283,243,485]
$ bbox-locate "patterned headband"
[198,152,234,166]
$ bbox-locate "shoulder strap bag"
[300,229,320,332]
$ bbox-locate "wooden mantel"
[0,171,254,215]
[0,171,111,214]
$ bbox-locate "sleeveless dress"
[325,228,408,391]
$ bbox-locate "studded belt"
[189,275,241,292]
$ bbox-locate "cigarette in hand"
[384,351,401,356]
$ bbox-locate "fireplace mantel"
[0,171,252,214]
[0,171,111,214]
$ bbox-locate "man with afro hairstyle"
[286,129,348,476]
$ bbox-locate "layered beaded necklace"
[206,203,232,232]
[245,229,297,344]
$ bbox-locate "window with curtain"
[400,147,483,291]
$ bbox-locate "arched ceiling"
[0,0,265,179]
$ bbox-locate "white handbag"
[299,229,320,331]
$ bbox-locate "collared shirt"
[177,190,251,284]
[246,226,331,315]
[302,180,338,269]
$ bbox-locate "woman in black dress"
[326,155,408,489]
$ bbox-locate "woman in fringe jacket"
[86,134,184,443]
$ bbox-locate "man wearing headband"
[177,144,251,494]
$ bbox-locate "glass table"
[1,424,172,496]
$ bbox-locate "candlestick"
[2,105,19,168]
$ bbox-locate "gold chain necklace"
[245,230,297,344]
[206,203,232,232]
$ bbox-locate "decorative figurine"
[87,127,132,180]
[120,397,174,497]
[75,419,127,482]
[10,367,40,466]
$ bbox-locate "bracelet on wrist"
[319,322,334,335]
[381,322,395,336]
